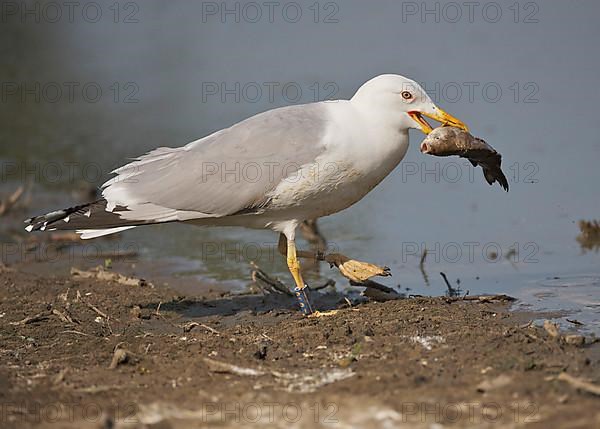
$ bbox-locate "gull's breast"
[266,129,410,218]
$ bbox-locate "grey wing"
[101,103,330,221]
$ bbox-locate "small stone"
[109,348,130,369]
[337,356,355,368]
[563,334,585,346]
[476,374,512,393]
[130,306,142,319]
[543,320,560,338]
[253,344,268,360]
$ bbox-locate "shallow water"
[1,1,599,332]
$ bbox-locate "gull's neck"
[350,99,409,135]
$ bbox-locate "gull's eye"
[401,91,412,100]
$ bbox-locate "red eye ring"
[401,91,412,100]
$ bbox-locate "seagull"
[25,74,468,314]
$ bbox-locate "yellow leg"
[279,233,341,317]
[286,237,305,291]
[284,236,314,315]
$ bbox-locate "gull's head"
[351,74,468,134]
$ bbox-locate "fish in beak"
[408,107,468,134]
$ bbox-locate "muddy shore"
[1,261,599,429]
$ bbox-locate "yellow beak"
[408,107,469,134]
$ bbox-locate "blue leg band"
[294,285,314,315]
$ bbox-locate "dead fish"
[420,126,509,191]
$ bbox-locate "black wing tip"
[24,219,48,232]
[24,216,37,224]
[23,200,102,232]
[24,210,66,232]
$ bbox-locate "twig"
[71,266,151,287]
[182,321,199,332]
[10,311,51,325]
[60,330,91,336]
[350,279,395,293]
[250,262,293,296]
[440,272,467,297]
[203,357,265,376]
[75,385,126,393]
[362,288,402,301]
[353,279,404,301]
[181,321,220,335]
[419,249,430,286]
[199,323,220,334]
[444,294,516,303]
[0,185,25,216]
[84,301,108,319]
[440,272,452,287]
[557,372,600,396]
[261,333,274,342]
[51,309,76,324]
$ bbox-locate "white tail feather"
[77,226,136,239]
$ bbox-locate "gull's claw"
[324,254,392,283]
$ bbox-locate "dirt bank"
[1,264,599,428]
